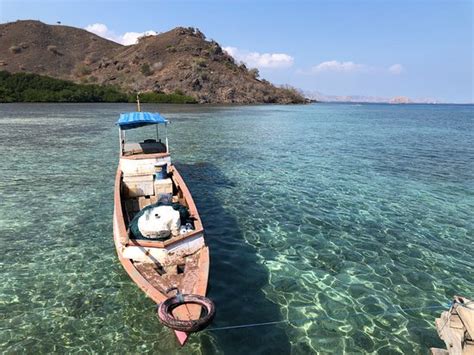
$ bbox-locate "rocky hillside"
[0,20,305,104]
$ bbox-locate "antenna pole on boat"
[136,92,141,112]
[165,124,169,153]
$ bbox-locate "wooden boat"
[112,111,211,346]
[430,296,474,355]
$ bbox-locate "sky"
[1,0,472,103]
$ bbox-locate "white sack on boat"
[138,205,181,239]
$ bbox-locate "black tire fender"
[157,294,215,332]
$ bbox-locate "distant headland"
[304,91,445,104]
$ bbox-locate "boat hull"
[113,163,210,345]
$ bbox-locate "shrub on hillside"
[133,90,197,104]
[75,64,92,76]
[279,84,305,103]
[140,63,153,76]
[194,58,207,68]
[249,68,259,79]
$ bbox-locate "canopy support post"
[119,128,125,156]
[136,93,141,112]
[155,124,159,142]
[165,124,169,153]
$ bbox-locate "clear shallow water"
[0,103,473,354]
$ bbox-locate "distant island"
[305,91,442,104]
[0,20,305,104]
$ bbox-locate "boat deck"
[134,250,201,295]
[123,141,167,156]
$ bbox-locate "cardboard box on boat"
[154,178,173,196]
[121,157,170,176]
[123,175,154,197]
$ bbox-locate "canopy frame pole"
[155,124,159,142]
[119,128,125,156]
[165,124,169,153]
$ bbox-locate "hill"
[0,20,305,104]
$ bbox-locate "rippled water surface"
[1,103,473,354]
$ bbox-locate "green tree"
[140,63,153,76]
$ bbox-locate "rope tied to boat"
[205,301,453,332]
[166,287,185,303]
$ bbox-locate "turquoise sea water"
[1,103,473,354]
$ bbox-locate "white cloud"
[85,23,157,45]
[389,64,404,75]
[85,23,113,40]
[120,31,157,45]
[223,46,294,69]
[300,60,405,76]
[310,60,366,74]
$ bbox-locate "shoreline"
[1,101,471,106]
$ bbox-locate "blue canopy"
[117,112,168,130]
